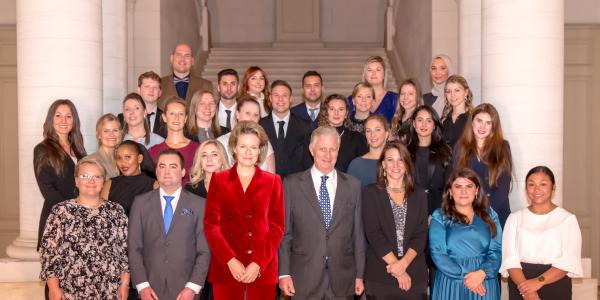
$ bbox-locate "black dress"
[335,126,369,172]
[33,142,84,250]
[441,112,469,148]
[185,180,208,198]
[108,173,155,216]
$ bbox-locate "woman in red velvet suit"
[205,120,285,300]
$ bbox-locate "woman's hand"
[464,269,486,290]
[227,257,246,281]
[523,291,541,300]
[396,272,412,291]
[48,286,65,300]
[518,278,543,295]
[386,258,408,277]
[240,262,260,283]
[117,283,129,300]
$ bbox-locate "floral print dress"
[40,199,129,299]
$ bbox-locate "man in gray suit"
[278,126,366,299]
[129,149,210,300]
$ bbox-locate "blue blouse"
[348,91,398,123]
[429,208,502,300]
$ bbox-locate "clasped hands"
[227,258,261,283]
[516,279,543,300]
[386,259,412,291]
[463,269,487,296]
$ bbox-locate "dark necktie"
[225,109,232,130]
[163,195,175,234]
[147,112,155,130]
[319,175,332,229]
[174,76,189,99]
[277,120,285,149]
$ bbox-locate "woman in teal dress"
[429,168,502,300]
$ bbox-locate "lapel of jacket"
[328,171,348,232]
[227,165,257,209]
[298,169,326,227]
[164,74,177,97]
[285,114,300,144]
[261,115,277,143]
[149,189,166,236]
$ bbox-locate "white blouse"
[499,207,583,278]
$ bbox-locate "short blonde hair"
[74,157,107,181]
[95,113,121,146]
[228,121,269,165]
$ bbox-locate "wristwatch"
[537,275,546,286]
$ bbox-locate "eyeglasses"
[79,174,103,182]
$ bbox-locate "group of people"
[33,43,582,300]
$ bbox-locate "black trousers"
[507,263,572,300]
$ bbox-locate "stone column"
[6,0,103,260]
[482,0,564,208]
[103,0,128,114]
[458,0,482,104]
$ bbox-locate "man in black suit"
[118,71,167,138]
[259,80,313,177]
[291,70,324,127]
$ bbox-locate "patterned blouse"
[389,196,408,257]
[40,199,129,300]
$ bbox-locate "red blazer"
[204,165,284,285]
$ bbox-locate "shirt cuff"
[136,282,150,293]
[278,275,291,280]
[185,282,202,294]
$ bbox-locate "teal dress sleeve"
[480,209,503,278]
[428,209,466,280]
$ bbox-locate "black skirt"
[508,263,572,300]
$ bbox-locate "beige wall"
[321,0,385,45]
[0,25,18,258]
[160,0,202,75]
[390,0,432,89]
[431,0,458,65]
[566,0,600,24]
[564,24,600,280]
[208,0,276,45]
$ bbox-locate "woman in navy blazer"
[204,121,284,300]
[362,142,429,299]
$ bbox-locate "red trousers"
[212,283,276,300]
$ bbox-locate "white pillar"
[7,0,103,260]
[482,0,564,209]
[126,0,137,92]
[103,0,128,114]
[458,0,482,104]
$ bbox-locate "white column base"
[5,237,38,261]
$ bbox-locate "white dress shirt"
[305,102,320,120]
[217,101,237,129]
[499,207,583,278]
[136,187,203,294]
[310,166,337,208]
[272,112,290,138]
[147,107,159,133]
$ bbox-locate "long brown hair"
[440,75,473,122]
[391,78,423,135]
[455,103,513,188]
[318,94,348,127]
[441,168,497,237]
[375,142,415,196]
[241,66,271,114]
[35,99,87,176]
[186,89,221,137]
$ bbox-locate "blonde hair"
[186,89,221,137]
[441,75,473,122]
[361,56,387,89]
[189,140,229,186]
[228,121,269,165]
[74,157,107,181]
[95,113,121,146]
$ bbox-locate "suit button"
[247,214,252,219]
[247,250,253,254]
[248,232,253,237]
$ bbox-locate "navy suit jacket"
[291,102,319,128]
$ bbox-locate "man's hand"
[139,287,159,300]
[227,257,246,281]
[240,262,260,283]
[175,287,196,300]
[278,276,296,296]
[355,278,365,295]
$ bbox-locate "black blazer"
[34,142,84,249]
[118,107,167,138]
[335,128,368,173]
[412,148,452,215]
[362,185,429,292]
[290,102,319,128]
[423,92,437,108]
[259,113,313,177]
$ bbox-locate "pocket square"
[180,208,194,216]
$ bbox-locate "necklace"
[386,185,405,193]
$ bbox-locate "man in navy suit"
[260,80,313,177]
[291,70,324,127]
